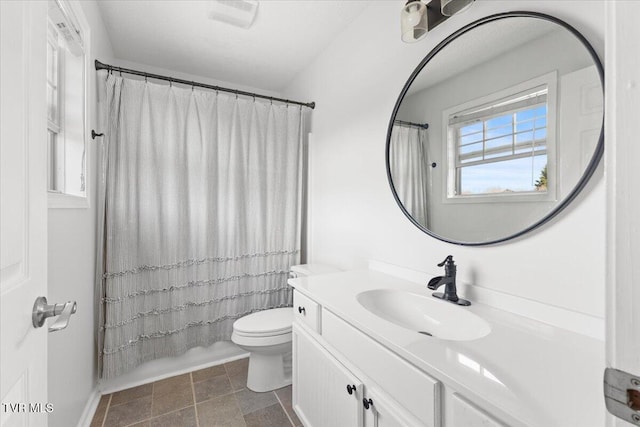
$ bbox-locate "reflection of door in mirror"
[390,124,430,228]
[558,65,603,196]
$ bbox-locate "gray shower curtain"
[96,73,304,378]
[389,124,430,228]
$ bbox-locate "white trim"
[75,389,101,427]
[368,259,604,340]
[46,0,91,209]
[306,132,314,263]
[48,191,89,208]
[605,1,640,426]
[441,71,558,204]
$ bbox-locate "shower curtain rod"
[394,119,429,129]
[95,60,316,109]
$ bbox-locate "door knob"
[32,296,77,332]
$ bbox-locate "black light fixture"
[441,0,475,16]
[401,0,475,43]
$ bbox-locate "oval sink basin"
[356,289,491,341]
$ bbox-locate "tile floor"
[90,358,301,427]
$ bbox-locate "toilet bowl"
[231,264,340,392]
[231,307,293,392]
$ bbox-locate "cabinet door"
[363,389,415,427]
[292,323,363,427]
[450,393,507,427]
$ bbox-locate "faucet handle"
[437,255,454,267]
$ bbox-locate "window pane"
[516,131,534,144]
[459,155,548,195]
[47,41,54,82]
[485,135,512,152]
[516,120,534,132]
[516,108,535,121]
[460,132,482,146]
[533,105,547,117]
[534,127,547,140]
[451,88,550,198]
[460,122,482,136]
[536,116,547,127]
[486,124,512,139]
[47,85,56,123]
[486,114,511,129]
[48,130,57,191]
[459,142,482,156]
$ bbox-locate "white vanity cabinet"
[292,323,364,427]
[291,290,514,427]
[289,270,605,427]
[292,322,415,427]
[448,393,508,427]
[292,290,440,427]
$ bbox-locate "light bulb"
[406,5,422,26]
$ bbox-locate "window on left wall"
[47,0,88,207]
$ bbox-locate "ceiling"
[97,0,371,93]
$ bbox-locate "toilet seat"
[231,330,292,347]
[233,307,292,337]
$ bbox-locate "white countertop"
[289,269,605,427]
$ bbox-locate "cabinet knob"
[346,384,356,395]
[298,306,306,315]
[363,398,373,410]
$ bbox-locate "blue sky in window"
[460,155,547,194]
[457,104,548,194]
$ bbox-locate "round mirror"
[386,12,603,245]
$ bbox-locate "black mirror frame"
[386,11,604,246]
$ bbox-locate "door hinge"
[604,367,640,426]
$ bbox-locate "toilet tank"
[289,264,340,278]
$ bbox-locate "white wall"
[47,2,113,426]
[283,1,605,323]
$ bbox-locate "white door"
[1,1,49,426]
[605,1,640,426]
[558,65,603,197]
[292,324,363,427]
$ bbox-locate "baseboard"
[76,389,101,427]
[368,259,605,340]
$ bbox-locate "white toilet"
[231,264,339,392]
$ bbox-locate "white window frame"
[47,21,65,194]
[441,72,558,204]
[47,0,91,209]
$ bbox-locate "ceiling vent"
[209,0,259,29]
